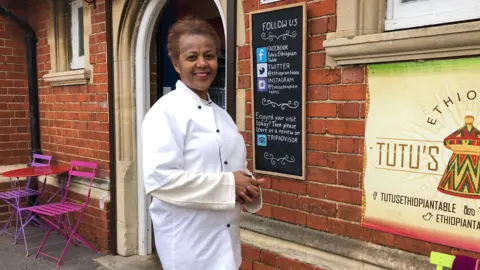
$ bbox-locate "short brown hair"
[167,17,221,62]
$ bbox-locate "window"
[69,0,85,70]
[385,0,480,31]
[44,0,91,87]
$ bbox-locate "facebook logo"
[256,47,267,63]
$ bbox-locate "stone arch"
[112,0,227,256]
[111,0,144,256]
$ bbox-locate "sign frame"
[362,58,480,253]
[249,2,307,180]
[260,0,282,4]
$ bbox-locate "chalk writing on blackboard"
[261,30,297,41]
[261,99,299,110]
[264,152,295,165]
[251,3,306,179]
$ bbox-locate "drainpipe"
[105,0,118,255]
[0,6,42,155]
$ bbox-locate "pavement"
[95,255,162,270]
[0,225,162,269]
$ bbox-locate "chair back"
[26,154,52,187]
[31,154,52,167]
[430,251,455,270]
[62,161,97,205]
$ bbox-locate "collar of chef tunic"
[143,80,246,270]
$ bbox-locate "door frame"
[134,0,228,255]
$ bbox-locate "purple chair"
[0,154,52,255]
[24,161,99,267]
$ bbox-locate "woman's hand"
[236,178,267,205]
[233,171,260,204]
[236,195,246,205]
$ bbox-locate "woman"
[142,17,264,270]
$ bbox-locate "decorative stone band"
[44,174,110,203]
[324,21,480,67]
[240,213,432,270]
[240,229,384,270]
[0,165,28,183]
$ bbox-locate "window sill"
[324,21,480,67]
[43,69,91,87]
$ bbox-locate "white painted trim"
[70,0,85,70]
[385,0,480,31]
[135,0,167,256]
[135,0,227,256]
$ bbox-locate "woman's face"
[172,34,218,97]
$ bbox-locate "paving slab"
[0,224,165,270]
[94,254,162,270]
[0,225,101,270]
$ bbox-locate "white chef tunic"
[142,80,262,270]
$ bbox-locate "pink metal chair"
[24,161,99,267]
[0,154,52,255]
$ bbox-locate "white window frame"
[70,0,84,70]
[385,0,480,31]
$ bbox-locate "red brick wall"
[239,0,480,262]
[31,0,110,179]
[26,0,112,254]
[241,244,321,270]
[0,1,32,166]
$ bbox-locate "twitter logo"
[422,212,433,221]
[257,63,268,78]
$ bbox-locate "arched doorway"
[151,0,227,107]
[134,0,227,256]
[112,0,229,256]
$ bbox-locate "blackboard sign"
[250,3,306,180]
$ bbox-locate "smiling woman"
[166,18,221,99]
[141,17,265,270]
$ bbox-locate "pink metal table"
[1,164,70,179]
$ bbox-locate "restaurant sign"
[363,58,480,253]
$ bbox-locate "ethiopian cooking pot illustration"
[438,115,480,199]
